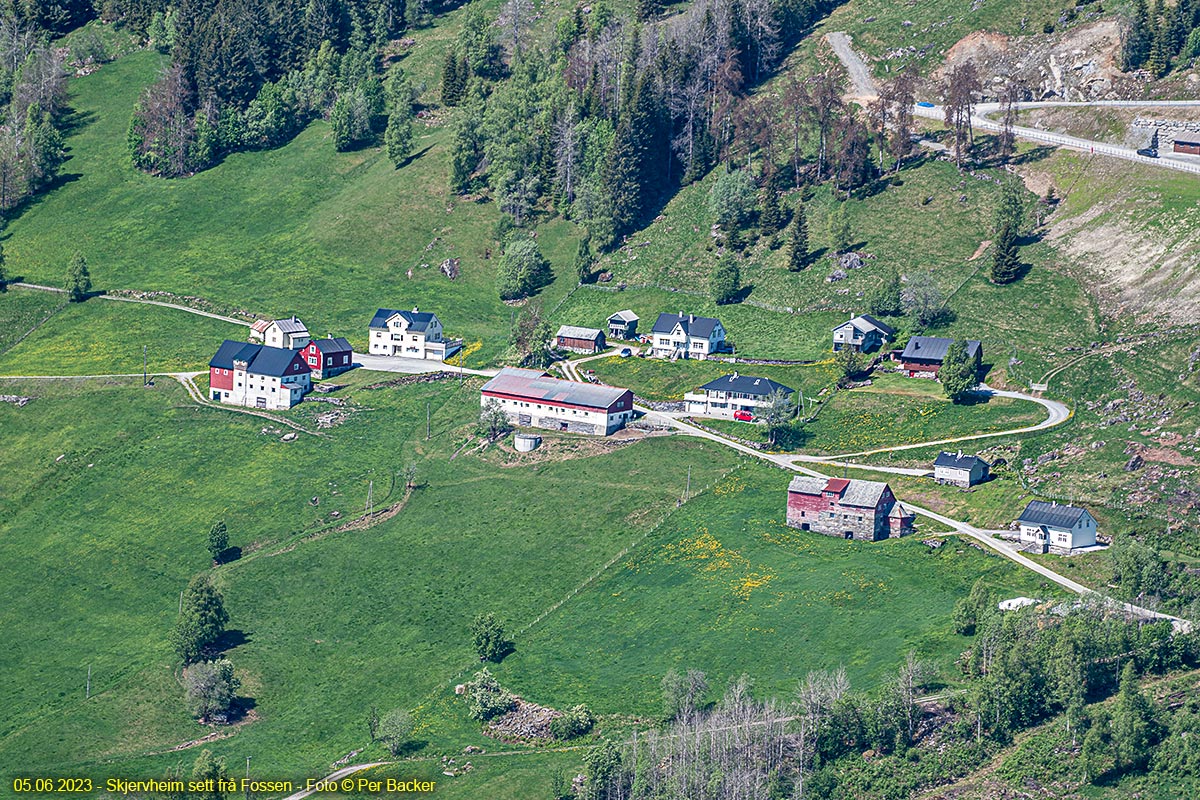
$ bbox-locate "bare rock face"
[931,20,1130,102]
[1125,454,1145,472]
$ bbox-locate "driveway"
[355,352,496,378]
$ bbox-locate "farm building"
[607,310,639,340]
[248,319,271,341]
[933,451,990,487]
[300,337,354,380]
[368,307,460,360]
[480,367,635,436]
[897,336,981,378]
[1174,139,1200,155]
[556,325,607,354]
[208,340,311,410]
[685,372,795,420]
[786,476,914,541]
[1016,500,1097,554]
[832,314,894,353]
[650,312,727,360]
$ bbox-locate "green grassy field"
[492,461,1066,715]
[0,286,66,357]
[0,297,245,375]
[0,46,581,368]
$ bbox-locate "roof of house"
[250,319,271,334]
[889,502,914,519]
[369,307,439,332]
[697,373,795,397]
[833,314,895,337]
[900,336,981,362]
[608,309,639,323]
[481,367,630,410]
[787,476,891,508]
[556,325,605,341]
[934,451,989,470]
[312,337,353,354]
[271,316,308,334]
[1017,500,1091,529]
[210,340,309,378]
[651,312,723,338]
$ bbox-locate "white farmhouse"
[1016,500,1098,554]
[685,373,795,420]
[368,307,459,360]
[933,451,990,488]
[650,312,726,360]
[831,314,894,353]
[208,340,311,410]
[262,316,311,350]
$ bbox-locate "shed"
[607,310,639,340]
[1174,139,1200,156]
[556,325,607,354]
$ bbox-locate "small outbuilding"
[556,325,607,354]
[933,451,990,487]
[607,310,639,340]
[1174,139,1200,156]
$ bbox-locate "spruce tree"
[787,202,809,271]
[573,236,594,284]
[65,252,91,302]
[385,105,415,167]
[207,520,229,563]
[442,50,461,106]
[711,255,741,305]
[605,76,660,238]
[635,0,661,21]
[759,189,784,239]
[829,203,853,254]
[1122,0,1153,70]
[991,222,1021,284]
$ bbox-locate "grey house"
[933,451,990,487]
[832,315,895,353]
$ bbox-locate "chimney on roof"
[413,306,419,313]
[689,313,695,323]
[732,371,739,380]
[957,450,962,458]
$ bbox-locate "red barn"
[786,476,914,541]
[300,337,354,380]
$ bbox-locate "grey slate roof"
[608,310,639,323]
[273,316,308,334]
[556,325,605,341]
[833,314,895,336]
[210,340,261,370]
[1017,500,1091,529]
[651,312,723,338]
[209,340,309,378]
[901,336,981,363]
[698,373,795,397]
[481,367,630,410]
[313,337,353,354]
[370,308,438,332]
[934,451,988,470]
[786,476,891,508]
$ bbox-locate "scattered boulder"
[1124,454,1145,472]
[280,432,298,442]
[0,395,32,407]
[440,258,461,280]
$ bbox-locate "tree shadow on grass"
[212,629,251,655]
[395,143,435,169]
[773,424,813,451]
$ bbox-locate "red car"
[733,410,753,422]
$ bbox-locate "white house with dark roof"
[208,340,311,410]
[1016,500,1098,553]
[685,372,795,420]
[832,315,895,353]
[368,307,459,360]
[933,451,990,487]
[480,367,634,436]
[650,312,726,360]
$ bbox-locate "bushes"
[549,704,595,740]
[464,668,516,721]
[496,235,553,301]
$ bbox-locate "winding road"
[825,31,1200,175]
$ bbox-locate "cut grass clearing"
[0,296,245,375]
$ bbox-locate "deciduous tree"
[206,520,228,563]
[868,265,902,316]
[710,254,741,305]
[377,708,414,755]
[184,658,240,724]
[64,252,91,302]
[938,340,979,402]
[471,612,512,662]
